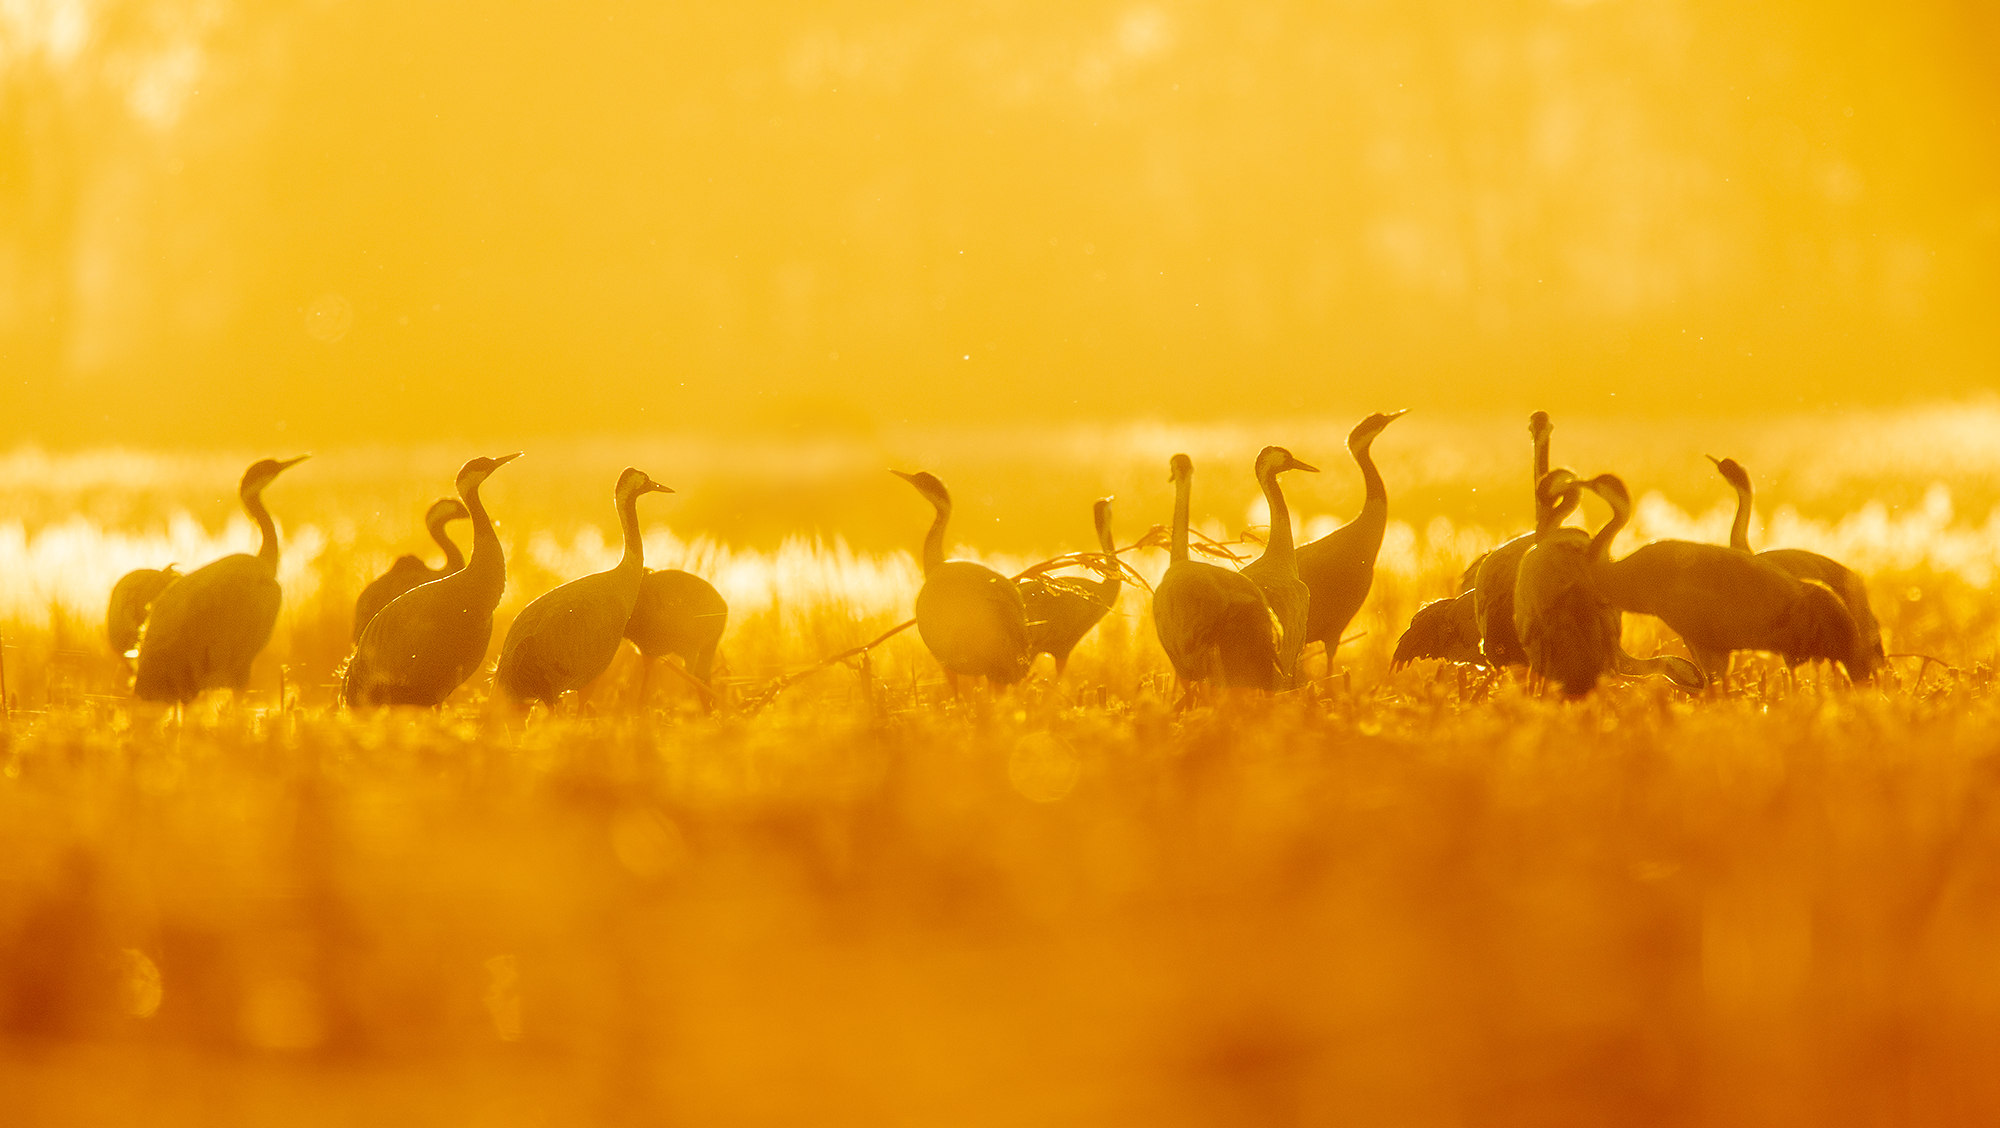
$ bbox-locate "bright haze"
[3,1,1996,448]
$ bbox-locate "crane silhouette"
[625,568,729,710]
[893,470,1031,689]
[1392,593,1483,669]
[106,565,179,664]
[132,456,308,703]
[344,454,520,708]
[1585,473,1862,687]
[1152,453,1279,696]
[1472,412,1561,670]
[1018,497,1122,677]
[1513,469,1620,697]
[352,497,469,643]
[1709,456,1885,681]
[1296,411,1406,670]
[1241,446,1320,687]
[496,468,673,710]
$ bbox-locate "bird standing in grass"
[1241,446,1319,687]
[1585,473,1861,687]
[625,568,729,709]
[1709,455,1884,681]
[344,454,520,708]
[1513,469,1619,697]
[496,467,673,711]
[352,497,470,643]
[134,456,309,703]
[1019,497,1122,677]
[1392,593,1483,669]
[1296,410,1406,670]
[1473,411,1560,669]
[107,565,179,665]
[1152,453,1279,695]
[894,469,1031,689]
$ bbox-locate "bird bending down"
[1586,473,1862,686]
[1241,446,1320,687]
[1472,411,1557,669]
[352,497,470,643]
[344,454,521,708]
[107,565,180,663]
[1296,410,1406,668]
[625,568,729,710]
[1513,469,1620,697]
[1018,497,1122,677]
[894,469,1031,688]
[1392,593,1483,669]
[133,456,310,703]
[1152,453,1280,694]
[496,468,673,711]
[1709,456,1884,681]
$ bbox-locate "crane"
[1241,446,1320,687]
[1585,473,1863,687]
[106,565,179,664]
[495,468,673,711]
[352,497,469,643]
[625,568,729,710]
[1472,412,1561,669]
[343,454,521,708]
[1152,453,1279,695]
[892,469,1031,689]
[133,456,309,703]
[1709,456,1885,681]
[1296,410,1406,669]
[1018,497,1122,677]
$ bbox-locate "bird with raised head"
[1241,446,1320,687]
[344,454,521,708]
[1152,453,1280,695]
[1585,472,1862,687]
[352,497,470,643]
[893,469,1031,689]
[1018,497,1122,677]
[1472,411,1559,670]
[625,567,729,710]
[495,467,673,711]
[107,565,180,664]
[1709,455,1884,681]
[133,456,309,703]
[1296,410,1406,669]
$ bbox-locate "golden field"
[5,406,2000,1124]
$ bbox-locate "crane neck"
[1258,464,1298,564]
[243,486,280,572]
[1532,432,1550,495]
[1170,475,1191,564]
[920,499,950,574]
[1728,483,1753,551]
[1353,439,1387,507]
[430,513,465,572]
[1092,508,1121,598]
[461,479,505,594]
[616,489,647,573]
[1587,494,1629,563]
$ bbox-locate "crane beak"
[1385,408,1410,421]
[493,452,524,467]
[647,482,675,495]
[1286,457,1320,474]
[277,454,311,471]
[1704,454,1722,467]
[889,469,918,484]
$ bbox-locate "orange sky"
[3,0,1997,449]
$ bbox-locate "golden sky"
[3,0,1997,448]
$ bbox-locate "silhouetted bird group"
[99,408,1887,713]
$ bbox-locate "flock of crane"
[90,408,1885,714]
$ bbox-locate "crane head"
[1348,409,1409,451]
[1533,468,1582,531]
[1707,455,1752,493]
[616,467,673,500]
[456,452,522,491]
[1528,411,1553,443]
[240,454,309,498]
[424,497,470,528]
[1255,446,1319,479]
[1167,453,1193,484]
[1092,497,1115,550]
[890,469,951,509]
[1584,473,1631,519]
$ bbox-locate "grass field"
[5,405,2000,1125]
